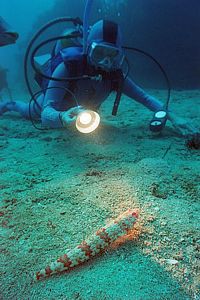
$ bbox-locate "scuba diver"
[0,6,197,136]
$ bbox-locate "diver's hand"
[60,106,84,127]
[168,112,198,136]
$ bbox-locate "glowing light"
[76,110,100,133]
[79,112,92,124]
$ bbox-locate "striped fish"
[36,209,139,280]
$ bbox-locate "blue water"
[1,0,200,91]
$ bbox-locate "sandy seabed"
[0,89,199,300]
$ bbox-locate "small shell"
[166,259,179,265]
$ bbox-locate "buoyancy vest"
[34,44,124,115]
[35,45,123,92]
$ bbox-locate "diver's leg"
[0,94,44,119]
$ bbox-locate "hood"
[87,20,122,49]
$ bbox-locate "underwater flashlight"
[149,110,168,132]
[76,110,100,133]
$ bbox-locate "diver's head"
[87,20,124,71]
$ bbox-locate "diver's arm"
[41,63,70,128]
[41,104,63,128]
[122,77,164,112]
[123,77,198,135]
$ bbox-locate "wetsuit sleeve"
[41,62,69,128]
[122,77,164,112]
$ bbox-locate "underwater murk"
[0,0,199,299]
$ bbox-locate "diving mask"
[88,42,124,70]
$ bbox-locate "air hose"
[24,17,83,109]
[122,46,171,109]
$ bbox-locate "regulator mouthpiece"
[76,110,100,133]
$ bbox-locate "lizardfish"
[35,209,139,280]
